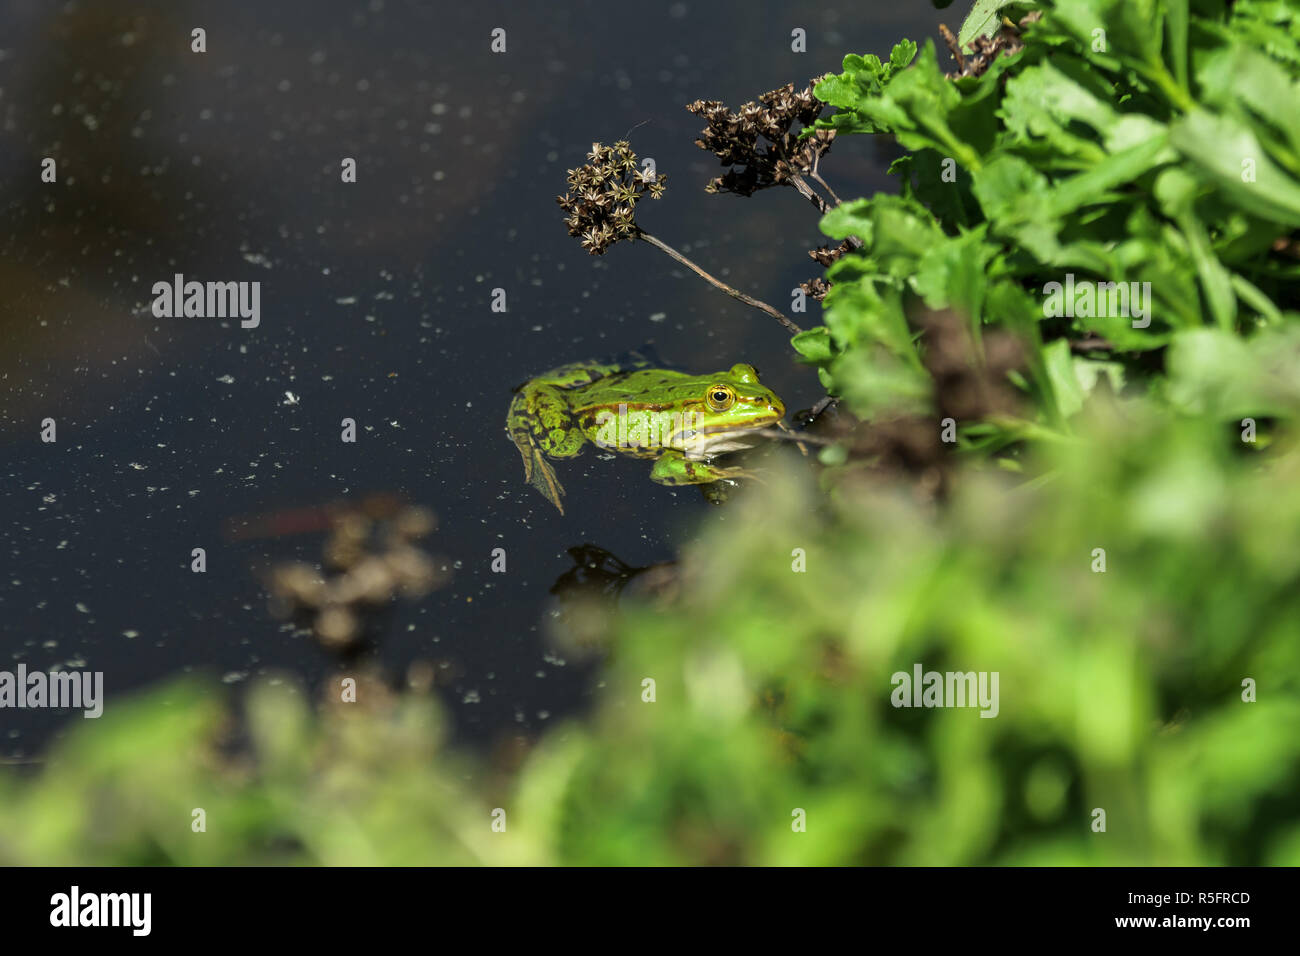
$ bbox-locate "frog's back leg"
[509,385,586,459]
[514,437,566,513]
[505,360,648,514]
[507,383,588,514]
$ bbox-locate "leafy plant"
[797,0,1300,450]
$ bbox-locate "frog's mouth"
[674,413,783,459]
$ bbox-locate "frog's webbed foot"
[509,429,567,514]
[529,451,566,514]
[506,408,569,512]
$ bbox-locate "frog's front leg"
[649,449,754,487]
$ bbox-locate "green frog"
[507,360,786,513]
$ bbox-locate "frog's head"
[676,363,785,457]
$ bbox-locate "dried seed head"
[685,77,832,197]
[808,239,855,268]
[558,140,668,255]
[799,277,831,301]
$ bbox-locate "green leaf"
[890,39,919,70]
[957,0,1020,49]
[1042,339,1126,418]
[1072,353,1126,397]
[1166,327,1300,417]
[1154,168,1237,330]
[900,149,981,230]
[1196,43,1300,171]
[819,198,876,245]
[791,327,834,364]
[819,195,943,272]
[819,40,981,164]
[1050,0,1162,65]
[825,343,932,417]
[1000,62,1118,162]
[1043,338,1086,417]
[1169,110,1300,228]
[912,230,995,341]
[1223,0,1300,71]
[970,153,1052,225]
[822,270,923,371]
[1044,133,1173,219]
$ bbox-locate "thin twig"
[789,171,862,250]
[787,171,831,214]
[811,169,842,208]
[776,419,810,456]
[810,173,843,205]
[636,230,803,334]
[939,23,965,72]
[810,154,843,206]
[753,427,840,446]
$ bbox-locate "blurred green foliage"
[3,0,1299,866]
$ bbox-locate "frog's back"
[524,351,650,386]
[516,361,612,391]
[569,368,693,412]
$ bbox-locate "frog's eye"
[706,384,736,412]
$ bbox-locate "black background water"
[0,0,952,759]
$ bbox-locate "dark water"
[0,0,952,759]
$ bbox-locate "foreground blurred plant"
[0,673,541,865]
[548,379,1300,865]
[4,371,1299,864]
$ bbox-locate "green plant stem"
[1140,59,1196,113]
[1232,274,1283,325]
[636,231,803,334]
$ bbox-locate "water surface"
[0,0,954,758]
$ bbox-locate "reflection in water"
[247,497,446,653]
[545,543,679,656]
